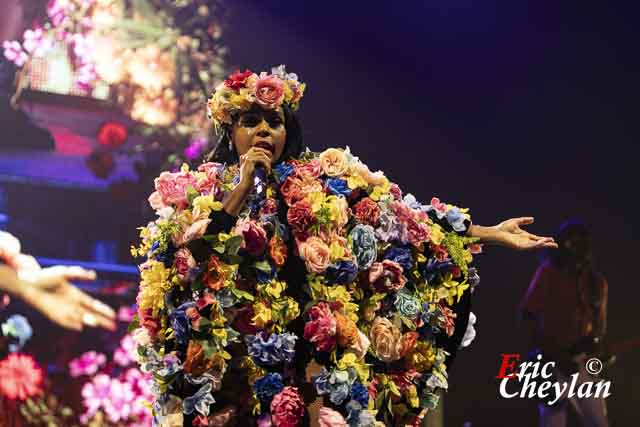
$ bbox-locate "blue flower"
[326,260,358,284]
[183,382,216,416]
[314,367,357,405]
[169,302,194,347]
[155,242,177,267]
[216,288,238,308]
[350,224,377,270]
[383,245,413,271]
[326,178,352,197]
[256,262,276,283]
[1,315,32,352]
[274,162,295,184]
[446,207,467,233]
[420,258,454,283]
[350,382,369,407]
[253,373,284,404]
[394,290,421,318]
[245,332,297,366]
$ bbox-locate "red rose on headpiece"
[224,69,253,91]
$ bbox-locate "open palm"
[494,217,558,250]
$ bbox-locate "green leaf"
[191,279,204,292]
[127,316,140,333]
[224,235,243,255]
[186,185,199,205]
[253,260,272,273]
[230,287,255,301]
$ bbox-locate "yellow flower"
[326,196,349,227]
[251,301,272,328]
[337,352,370,383]
[406,385,419,408]
[329,240,346,261]
[307,191,326,213]
[347,174,368,190]
[192,195,223,216]
[439,273,470,305]
[408,341,436,372]
[430,223,445,245]
[212,328,228,341]
[241,357,266,385]
[260,280,286,299]
[271,297,300,325]
[138,261,172,315]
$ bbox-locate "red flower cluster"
[223,69,252,91]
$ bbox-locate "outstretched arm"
[467,217,558,250]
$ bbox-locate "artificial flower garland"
[132,147,481,426]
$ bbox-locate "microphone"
[253,164,267,196]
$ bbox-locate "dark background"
[221,1,638,426]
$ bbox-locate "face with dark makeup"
[230,104,286,163]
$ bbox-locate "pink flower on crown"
[253,74,285,110]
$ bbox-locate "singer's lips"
[254,141,275,154]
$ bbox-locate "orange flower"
[399,331,419,357]
[335,312,358,347]
[269,235,288,267]
[204,255,225,290]
[184,341,218,376]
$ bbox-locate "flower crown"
[207,65,306,129]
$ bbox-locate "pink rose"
[174,218,211,246]
[234,219,268,256]
[295,159,322,178]
[148,191,165,210]
[369,317,403,362]
[196,162,222,194]
[298,236,331,274]
[154,171,198,209]
[254,75,285,110]
[318,407,348,427]
[270,386,304,427]
[174,248,196,280]
[430,197,448,216]
[407,221,431,246]
[389,183,402,200]
[303,302,337,352]
[369,260,407,292]
[280,176,304,206]
[349,330,371,360]
[287,199,316,233]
